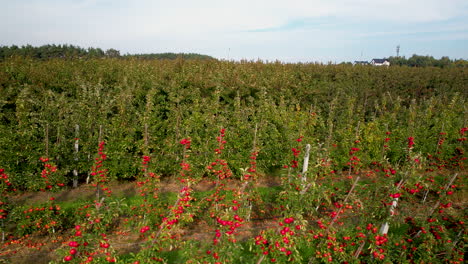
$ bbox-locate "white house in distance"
[370,58,390,66]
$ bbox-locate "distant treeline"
[0,44,215,61]
[127,52,215,60]
[1,44,467,66]
[387,55,468,68]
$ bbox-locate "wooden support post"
[329,176,360,229]
[256,255,265,264]
[427,173,458,216]
[411,173,458,240]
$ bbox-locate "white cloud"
[0,0,467,61]
[339,0,468,22]
[5,0,465,37]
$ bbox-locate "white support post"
[301,144,311,183]
[379,198,399,235]
[73,124,79,188]
[380,179,404,235]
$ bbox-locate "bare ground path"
[0,176,283,264]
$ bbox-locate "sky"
[1,0,468,63]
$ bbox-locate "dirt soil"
[0,176,283,264]
[1,171,465,264]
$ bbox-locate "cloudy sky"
[2,0,468,62]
